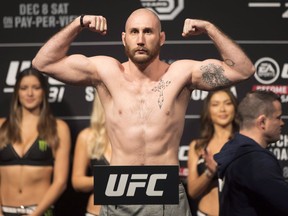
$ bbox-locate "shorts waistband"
[197,210,208,216]
[2,205,37,214]
[86,212,99,216]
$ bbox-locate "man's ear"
[160,31,165,46]
[257,115,266,130]
[122,32,126,46]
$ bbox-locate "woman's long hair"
[195,88,239,152]
[0,68,59,149]
[87,90,109,159]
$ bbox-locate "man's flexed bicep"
[189,59,247,90]
[32,14,108,85]
[182,18,255,89]
[39,54,105,86]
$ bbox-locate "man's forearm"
[207,23,255,78]
[32,16,82,71]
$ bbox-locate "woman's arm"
[187,140,215,199]
[30,119,71,216]
[72,128,94,192]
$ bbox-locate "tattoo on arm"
[201,63,231,88]
[224,59,235,67]
[152,79,171,109]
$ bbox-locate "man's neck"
[240,129,267,148]
[128,59,167,81]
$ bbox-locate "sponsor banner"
[93,165,179,205]
[268,134,288,182]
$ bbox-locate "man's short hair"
[237,90,280,128]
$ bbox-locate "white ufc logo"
[105,174,167,197]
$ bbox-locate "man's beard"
[125,44,160,65]
[267,132,281,146]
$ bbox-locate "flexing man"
[33,8,255,216]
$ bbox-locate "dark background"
[0,0,287,215]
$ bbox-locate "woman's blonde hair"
[87,90,109,159]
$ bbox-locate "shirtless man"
[32,8,255,216]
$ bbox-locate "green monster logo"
[38,140,48,151]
